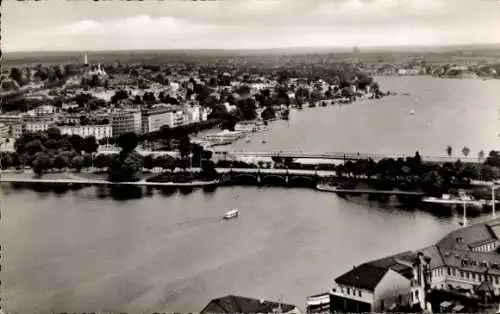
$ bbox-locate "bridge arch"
[232,173,259,185]
[261,174,287,185]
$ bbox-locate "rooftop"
[335,263,389,291]
[200,295,297,314]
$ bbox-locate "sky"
[2,0,500,52]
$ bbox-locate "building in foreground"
[330,218,500,313]
[200,295,301,314]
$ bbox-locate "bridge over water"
[212,150,480,164]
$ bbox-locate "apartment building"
[141,107,173,133]
[111,109,142,136]
[58,124,112,140]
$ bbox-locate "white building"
[141,107,173,133]
[111,109,142,136]
[58,124,112,140]
[23,116,54,133]
[28,105,57,116]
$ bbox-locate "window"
[496,277,499,285]
[347,288,350,295]
[452,269,456,276]
[466,272,470,280]
[447,268,451,275]
[460,271,464,278]
[358,291,362,297]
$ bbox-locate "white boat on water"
[410,109,415,115]
[422,193,483,208]
[224,208,240,219]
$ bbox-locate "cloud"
[3,0,500,51]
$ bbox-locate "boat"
[245,136,251,143]
[224,208,240,219]
[410,109,415,115]
[422,193,484,209]
[205,130,245,146]
[316,183,338,192]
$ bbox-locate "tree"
[446,145,453,157]
[462,146,470,157]
[83,136,98,154]
[110,89,129,104]
[261,106,276,121]
[178,136,191,160]
[143,155,155,170]
[53,153,69,170]
[116,132,139,153]
[94,154,110,170]
[70,155,84,172]
[9,67,23,86]
[33,152,51,176]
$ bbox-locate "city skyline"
[2,0,500,52]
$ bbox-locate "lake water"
[226,76,500,158]
[1,76,500,313]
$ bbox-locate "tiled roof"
[335,263,389,291]
[437,218,500,251]
[200,295,297,314]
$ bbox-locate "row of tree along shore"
[2,127,500,197]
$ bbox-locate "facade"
[111,109,142,136]
[200,295,301,314]
[141,107,173,133]
[330,260,420,313]
[0,123,9,138]
[28,105,57,116]
[22,116,55,133]
[10,124,23,139]
[58,124,112,140]
[234,120,266,132]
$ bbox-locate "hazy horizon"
[2,0,500,52]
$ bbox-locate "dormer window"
[456,237,464,243]
[481,261,489,268]
[471,261,478,266]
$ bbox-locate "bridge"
[212,150,480,164]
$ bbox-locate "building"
[171,109,186,128]
[184,104,206,124]
[111,109,141,136]
[330,255,420,313]
[0,113,23,125]
[200,295,301,314]
[234,120,266,132]
[58,124,112,140]
[0,123,9,138]
[141,107,173,134]
[22,116,55,133]
[28,105,57,116]
[331,218,500,313]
